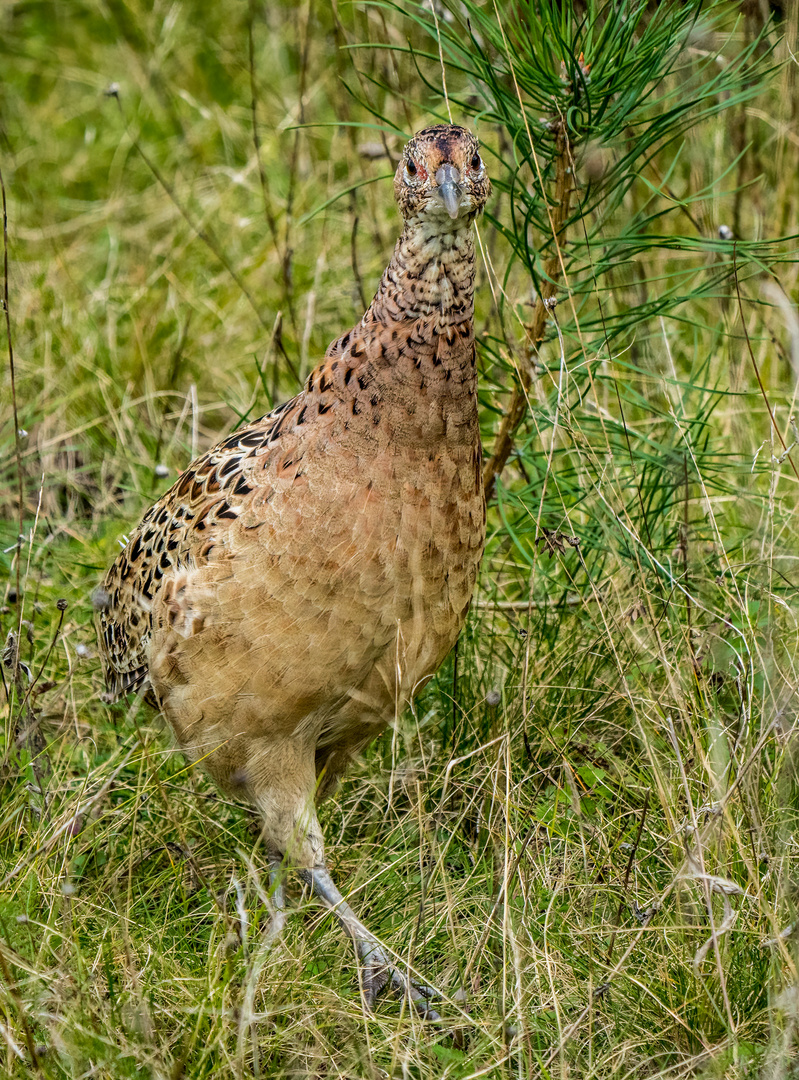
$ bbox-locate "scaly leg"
[299,864,440,1020]
[265,852,287,942]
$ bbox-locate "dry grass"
[2,1,799,1077]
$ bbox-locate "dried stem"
[2,631,50,789]
[483,125,573,500]
[282,0,313,335]
[733,251,799,482]
[0,918,43,1074]
[105,92,304,384]
[0,166,24,615]
[247,0,280,249]
[605,790,650,963]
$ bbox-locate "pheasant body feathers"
[96,123,491,875]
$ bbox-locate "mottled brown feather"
[96,123,491,867]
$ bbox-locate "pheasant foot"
[300,865,441,1021]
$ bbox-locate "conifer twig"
[483,123,573,500]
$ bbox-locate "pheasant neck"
[366,217,476,336]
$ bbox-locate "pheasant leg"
[300,865,440,1020]
[265,853,287,942]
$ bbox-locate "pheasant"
[96,124,491,1016]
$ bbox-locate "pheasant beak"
[434,164,463,219]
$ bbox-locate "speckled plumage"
[96,124,490,1013]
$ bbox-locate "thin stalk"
[107,91,302,384]
[733,251,799,482]
[0,917,42,1075]
[248,0,280,249]
[282,0,313,335]
[0,165,24,650]
[483,122,573,499]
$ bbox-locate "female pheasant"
[96,124,491,1016]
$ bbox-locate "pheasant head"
[394,124,491,226]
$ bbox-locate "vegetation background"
[1,0,799,1076]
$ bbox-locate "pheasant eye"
[406,159,417,176]
[471,153,481,170]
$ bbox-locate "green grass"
[2,0,799,1076]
